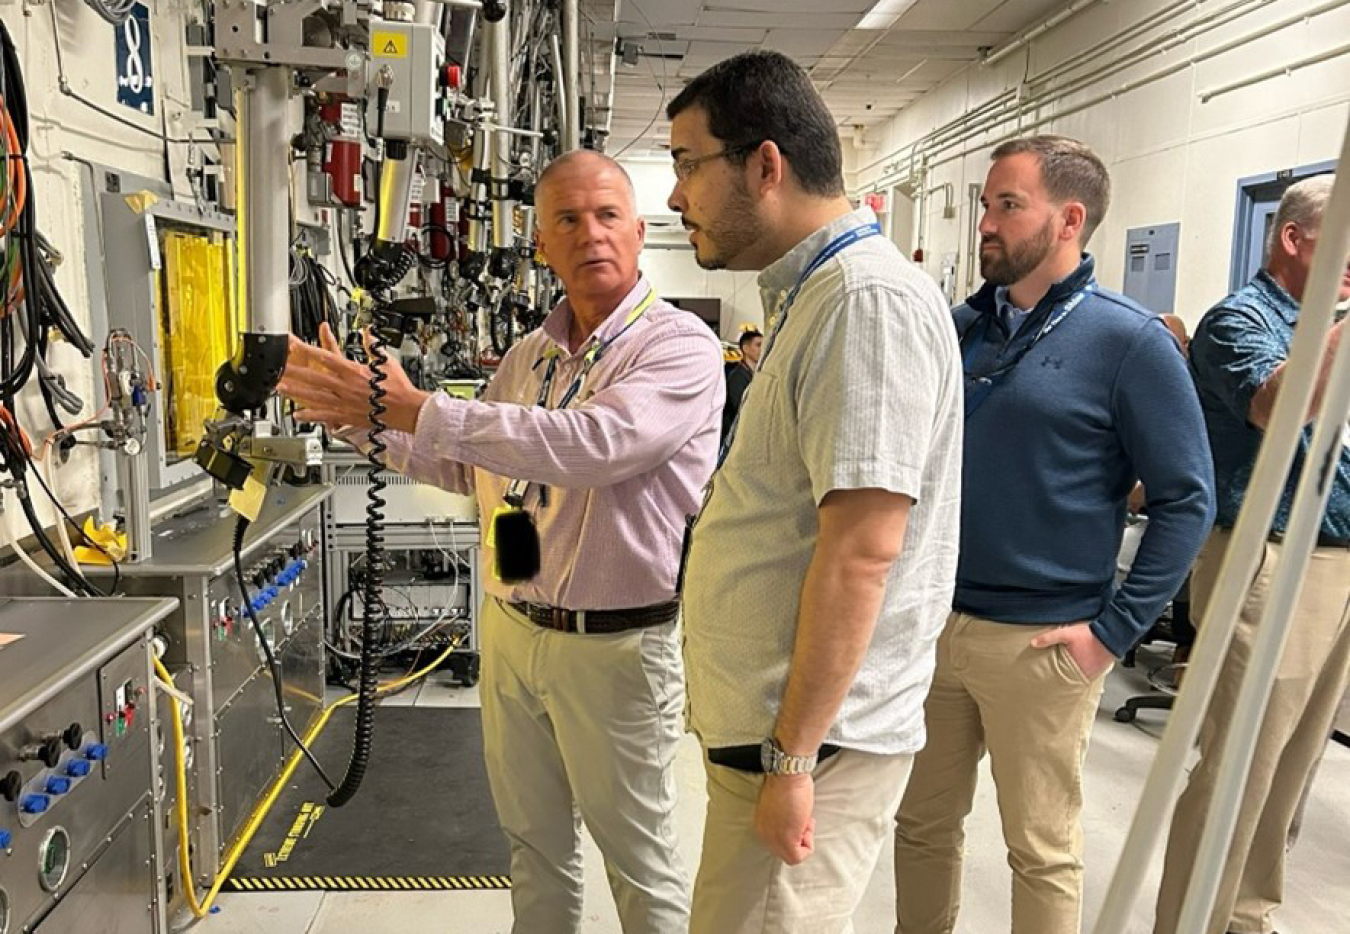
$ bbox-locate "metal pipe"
[920,0,1350,173]
[550,34,570,151]
[487,5,515,249]
[563,0,581,150]
[981,0,1106,67]
[1092,120,1350,934]
[601,0,622,140]
[1199,40,1350,102]
[964,182,981,292]
[1173,130,1350,934]
[237,68,291,336]
[468,128,491,254]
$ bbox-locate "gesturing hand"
[277,323,429,434]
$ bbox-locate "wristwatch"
[760,737,817,776]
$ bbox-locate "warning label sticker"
[372,31,408,59]
[262,801,326,868]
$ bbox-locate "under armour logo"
[1041,356,1065,370]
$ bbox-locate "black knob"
[0,770,21,802]
[40,738,61,768]
[63,723,83,750]
[252,571,267,589]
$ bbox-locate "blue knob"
[66,760,90,778]
[86,743,108,761]
[0,828,11,849]
[265,586,279,599]
[21,793,50,814]
[46,776,71,795]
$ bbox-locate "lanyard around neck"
[505,288,657,506]
[718,223,881,468]
[757,223,882,371]
[960,282,1095,418]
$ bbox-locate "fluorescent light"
[858,0,920,30]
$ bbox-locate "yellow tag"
[485,505,510,549]
[228,475,268,523]
[372,31,408,59]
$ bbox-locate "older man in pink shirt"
[280,150,724,934]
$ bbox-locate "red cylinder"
[320,100,362,208]
[428,182,456,262]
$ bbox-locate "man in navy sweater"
[893,135,1215,934]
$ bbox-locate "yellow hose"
[155,637,464,918]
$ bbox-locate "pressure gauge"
[121,436,143,456]
[38,826,71,892]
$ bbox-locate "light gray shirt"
[682,207,963,756]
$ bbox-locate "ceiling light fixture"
[858,0,920,30]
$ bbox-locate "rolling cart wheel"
[1114,706,1136,723]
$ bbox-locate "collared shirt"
[1189,270,1349,539]
[362,275,725,610]
[682,207,964,757]
[994,285,1033,336]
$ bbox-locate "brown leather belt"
[508,600,680,635]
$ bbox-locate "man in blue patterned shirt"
[1155,174,1350,934]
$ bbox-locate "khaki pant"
[893,613,1110,934]
[479,598,690,934]
[1154,533,1350,934]
[690,748,913,934]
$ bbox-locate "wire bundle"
[289,249,342,344]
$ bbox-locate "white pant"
[480,598,690,934]
[691,748,914,934]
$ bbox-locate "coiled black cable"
[232,515,336,791]
[326,313,390,807]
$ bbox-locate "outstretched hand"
[278,323,429,434]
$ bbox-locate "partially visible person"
[280,150,725,934]
[892,135,1215,934]
[721,327,762,441]
[1155,173,1350,934]
[668,50,963,934]
[1161,313,1190,354]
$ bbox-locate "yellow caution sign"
[372,31,408,59]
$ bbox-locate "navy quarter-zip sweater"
[953,255,1216,657]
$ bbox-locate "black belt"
[508,599,680,635]
[1267,529,1350,549]
[707,743,841,774]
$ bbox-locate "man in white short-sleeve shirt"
[667,50,963,934]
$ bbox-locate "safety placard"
[372,31,409,59]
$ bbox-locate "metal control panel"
[0,597,177,934]
[99,485,330,908]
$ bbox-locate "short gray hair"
[1267,174,1334,258]
[991,135,1111,246]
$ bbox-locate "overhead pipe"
[981,0,1107,67]
[869,0,1350,182]
[1200,39,1350,102]
[563,0,581,150]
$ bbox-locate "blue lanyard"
[719,223,881,466]
[758,223,882,370]
[960,282,1094,418]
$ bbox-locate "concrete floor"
[186,649,1350,934]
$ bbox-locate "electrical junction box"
[1123,222,1180,315]
[367,21,445,146]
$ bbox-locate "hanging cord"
[232,514,336,791]
[326,318,390,807]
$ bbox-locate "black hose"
[232,515,336,792]
[325,318,389,808]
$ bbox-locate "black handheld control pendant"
[494,497,541,583]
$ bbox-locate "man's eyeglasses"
[672,141,763,182]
